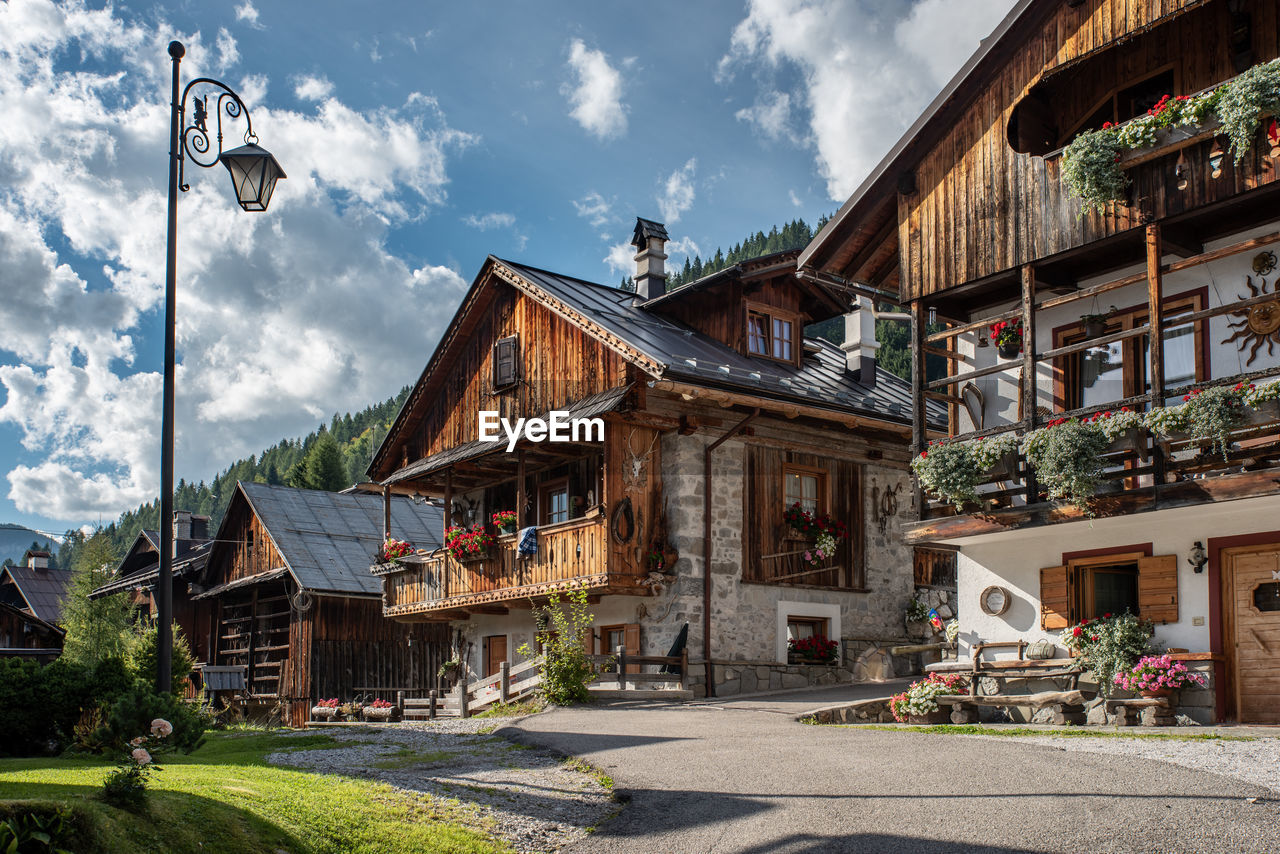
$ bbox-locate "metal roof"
[234,482,446,596]
[0,564,72,624]
[89,544,210,600]
[385,385,632,485]
[498,259,943,426]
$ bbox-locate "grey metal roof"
[89,545,210,600]
[499,258,943,426]
[385,385,632,485]
[0,564,71,624]
[236,482,446,596]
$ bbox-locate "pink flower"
[131,748,152,766]
[129,736,147,748]
[151,718,174,738]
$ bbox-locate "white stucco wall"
[956,220,1280,433]
[947,494,1280,661]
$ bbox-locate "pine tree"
[295,431,346,492]
[60,530,132,667]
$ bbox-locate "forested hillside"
[97,387,410,557]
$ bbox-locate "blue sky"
[0,0,1015,535]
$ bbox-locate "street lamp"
[157,41,284,693]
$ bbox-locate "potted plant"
[910,440,982,512]
[362,698,400,720]
[1020,418,1110,512]
[1083,407,1147,457]
[491,510,519,534]
[782,503,848,567]
[971,434,1020,481]
[1059,612,1154,696]
[889,672,967,724]
[990,319,1023,359]
[1244,379,1280,423]
[788,634,839,665]
[438,658,462,683]
[445,525,496,561]
[1080,306,1116,339]
[378,537,414,564]
[1180,385,1247,460]
[338,701,362,722]
[311,698,340,720]
[1113,654,1206,698]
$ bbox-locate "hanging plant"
[1216,60,1280,164]
[989,319,1023,358]
[1021,418,1109,512]
[1180,385,1247,460]
[911,441,981,512]
[1061,128,1129,214]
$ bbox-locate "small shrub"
[0,805,78,853]
[101,763,150,812]
[126,621,194,696]
[105,685,206,754]
[518,588,599,705]
[1060,612,1154,696]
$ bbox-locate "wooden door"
[1224,545,1280,724]
[483,635,507,678]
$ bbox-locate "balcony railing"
[378,512,622,616]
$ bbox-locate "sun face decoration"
[1223,262,1280,366]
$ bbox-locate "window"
[1040,551,1179,629]
[783,465,826,515]
[1057,293,1204,412]
[786,616,829,643]
[746,304,798,363]
[539,479,569,525]
[492,335,519,388]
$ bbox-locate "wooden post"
[382,484,392,540]
[616,644,627,691]
[1146,223,1165,408]
[443,469,454,540]
[1021,265,1040,505]
[516,450,526,529]
[247,587,258,695]
[910,301,928,519]
[680,648,689,692]
[458,678,470,719]
[428,689,437,720]
[499,661,510,704]
[396,690,405,714]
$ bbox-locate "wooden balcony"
[376,512,642,618]
[905,398,1280,544]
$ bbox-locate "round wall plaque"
[979,585,1011,617]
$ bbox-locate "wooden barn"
[0,549,71,628]
[192,482,450,726]
[801,0,1280,723]
[368,220,946,697]
[0,601,64,663]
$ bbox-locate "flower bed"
[889,673,967,722]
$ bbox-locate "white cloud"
[603,241,634,276]
[462,212,516,230]
[0,0,472,522]
[734,90,798,143]
[788,189,802,207]
[293,74,334,102]
[657,158,697,224]
[214,27,239,74]
[572,191,613,228]
[720,0,1016,200]
[665,235,701,267]
[563,38,627,140]
[234,1,261,28]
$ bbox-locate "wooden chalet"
[0,549,70,627]
[0,601,64,663]
[801,0,1280,722]
[190,482,449,726]
[90,511,212,669]
[369,219,945,697]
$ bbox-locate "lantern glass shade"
[220,143,285,212]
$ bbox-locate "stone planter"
[311,706,338,720]
[1139,688,1174,700]
[362,705,400,721]
[908,709,951,725]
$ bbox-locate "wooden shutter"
[492,335,518,387]
[623,623,640,654]
[1138,554,1179,624]
[1040,565,1071,630]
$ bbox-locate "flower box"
[1102,427,1146,458]
[362,705,400,720]
[1245,400,1280,426]
[908,709,951,725]
[311,705,338,720]
[981,449,1020,482]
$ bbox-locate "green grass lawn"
[0,730,508,854]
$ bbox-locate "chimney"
[841,296,879,387]
[631,217,669,300]
[25,552,48,570]
[191,515,211,541]
[173,510,193,555]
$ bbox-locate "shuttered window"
[1039,552,1179,630]
[492,335,519,388]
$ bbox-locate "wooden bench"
[938,690,1090,726]
[1105,696,1175,727]
[965,641,1084,695]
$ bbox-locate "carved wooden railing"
[379,512,612,615]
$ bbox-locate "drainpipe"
[702,408,759,698]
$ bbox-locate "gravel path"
[976,733,1280,795]
[266,718,617,852]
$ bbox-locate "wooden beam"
[443,469,453,541]
[1147,223,1165,408]
[382,484,391,540]
[516,450,526,530]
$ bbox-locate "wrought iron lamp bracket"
[176,77,257,192]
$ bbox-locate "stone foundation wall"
[687,659,855,697]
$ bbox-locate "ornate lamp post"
[157,41,284,692]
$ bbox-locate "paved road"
[503,686,1280,853]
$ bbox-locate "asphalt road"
[503,686,1280,853]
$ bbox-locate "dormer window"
[492,335,519,389]
[747,303,797,364]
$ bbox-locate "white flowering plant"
[1082,407,1145,442]
[101,718,173,810]
[1021,418,1109,512]
[889,673,967,721]
[1245,379,1280,406]
[911,441,981,511]
[1143,404,1190,436]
